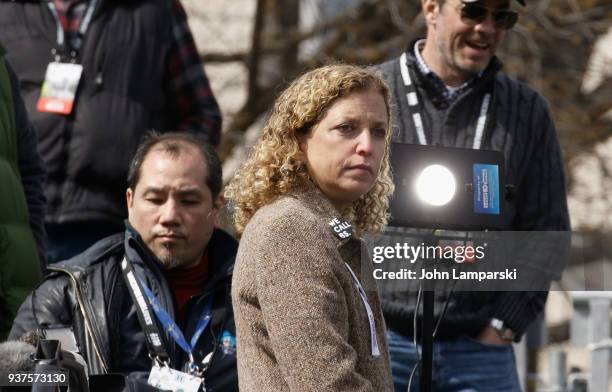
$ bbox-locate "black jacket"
[372,47,570,340]
[0,0,222,225]
[9,225,238,392]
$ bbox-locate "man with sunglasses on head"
[373,0,570,390]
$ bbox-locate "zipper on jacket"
[48,266,109,373]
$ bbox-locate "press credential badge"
[37,62,83,115]
[148,363,203,392]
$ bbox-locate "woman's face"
[299,88,388,211]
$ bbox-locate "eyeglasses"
[459,1,519,30]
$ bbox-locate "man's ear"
[422,0,440,26]
[212,194,224,226]
[126,188,134,216]
[213,193,224,211]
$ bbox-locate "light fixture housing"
[389,144,507,230]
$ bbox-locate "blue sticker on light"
[473,164,500,215]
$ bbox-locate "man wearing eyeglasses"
[373,0,570,390]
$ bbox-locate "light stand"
[421,290,434,391]
[388,144,510,392]
[421,251,435,392]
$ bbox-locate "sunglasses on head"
[459,1,518,30]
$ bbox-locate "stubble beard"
[433,30,483,84]
[158,255,186,270]
[156,245,191,270]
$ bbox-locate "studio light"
[387,143,514,392]
[415,164,456,206]
[389,144,507,230]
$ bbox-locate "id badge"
[148,363,203,392]
[37,62,83,115]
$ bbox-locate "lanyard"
[399,52,490,150]
[139,277,214,372]
[46,0,99,55]
[121,257,170,363]
[343,263,381,358]
[120,257,214,373]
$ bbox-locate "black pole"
[420,286,434,392]
[419,233,437,392]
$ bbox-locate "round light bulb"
[415,164,456,206]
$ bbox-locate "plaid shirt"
[53,0,222,146]
[413,39,476,105]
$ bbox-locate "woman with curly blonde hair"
[226,64,395,391]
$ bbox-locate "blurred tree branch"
[583,77,612,120]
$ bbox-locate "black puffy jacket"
[10,224,238,392]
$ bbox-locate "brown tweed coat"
[232,185,393,391]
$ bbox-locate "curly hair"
[225,64,395,234]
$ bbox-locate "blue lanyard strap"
[120,257,170,363]
[138,278,214,364]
